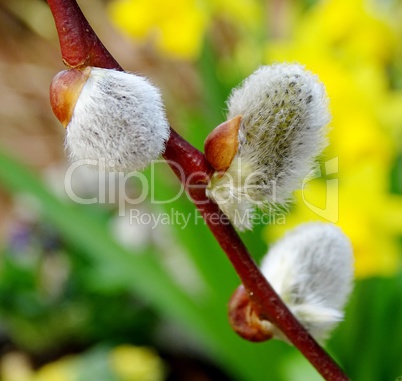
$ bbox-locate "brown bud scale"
[204,115,242,172]
[50,67,92,127]
[228,285,273,342]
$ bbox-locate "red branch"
[47,1,350,380]
[48,0,121,69]
[163,129,348,381]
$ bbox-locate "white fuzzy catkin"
[260,223,354,343]
[206,64,330,230]
[65,68,170,172]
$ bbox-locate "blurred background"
[0,0,402,380]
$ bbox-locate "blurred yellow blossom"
[265,0,402,277]
[34,358,72,381]
[110,345,165,381]
[1,352,33,381]
[208,0,261,26]
[108,0,208,59]
[107,0,262,60]
[0,346,165,381]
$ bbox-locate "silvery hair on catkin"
[65,68,170,172]
[260,223,354,343]
[227,63,330,204]
[207,63,330,230]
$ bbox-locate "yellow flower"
[108,0,208,60]
[110,345,165,381]
[1,352,33,381]
[208,0,261,27]
[34,358,73,381]
[108,0,262,60]
[265,0,402,277]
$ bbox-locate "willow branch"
[46,1,349,379]
[48,0,121,69]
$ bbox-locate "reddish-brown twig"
[47,1,349,379]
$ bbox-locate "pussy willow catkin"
[260,223,354,343]
[207,64,330,230]
[51,67,170,172]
